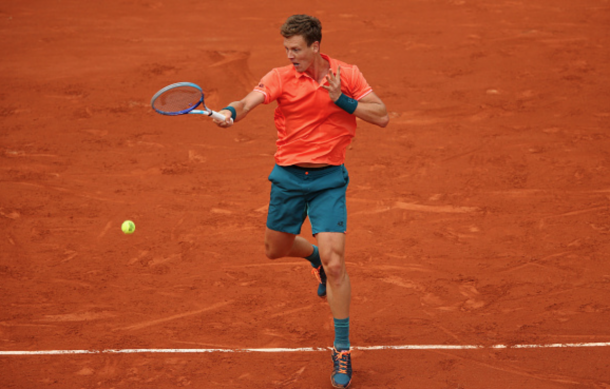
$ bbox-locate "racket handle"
[209,110,229,122]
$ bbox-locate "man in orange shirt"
[215,14,389,388]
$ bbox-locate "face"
[284,35,319,73]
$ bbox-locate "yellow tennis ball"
[121,220,135,234]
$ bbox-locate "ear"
[311,41,320,53]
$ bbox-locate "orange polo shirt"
[253,54,373,166]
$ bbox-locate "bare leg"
[264,227,314,259]
[316,232,350,319]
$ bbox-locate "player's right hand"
[214,110,234,127]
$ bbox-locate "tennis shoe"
[330,347,352,388]
[311,265,327,297]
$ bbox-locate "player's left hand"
[323,65,342,102]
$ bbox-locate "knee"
[264,241,283,260]
[320,250,346,283]
[324,262,346,282]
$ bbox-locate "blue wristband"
[334,93,358,114]
[222,106,237,121]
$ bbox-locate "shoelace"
[333,349,351,374]
[311,266,325,284]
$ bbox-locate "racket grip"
[210,110,229,122]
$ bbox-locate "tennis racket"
[150,82,228,121]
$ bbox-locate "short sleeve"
[348,65,373,101]
[253,69,282,104]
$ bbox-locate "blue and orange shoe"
[330,347,352,388]
[311,265,327,297]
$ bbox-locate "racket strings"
[152,86,202,114]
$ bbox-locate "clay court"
[1,0,610,387]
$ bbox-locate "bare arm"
[214,91,265,128]
[353,92,389,128]
[323,66,390,128]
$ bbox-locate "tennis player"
[215,14,389,388]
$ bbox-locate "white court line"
[1,343,610,356]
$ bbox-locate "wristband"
[334,93,358,114]
[221,106,237,121]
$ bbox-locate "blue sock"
[304,244,322,268]
[333,317,350,351]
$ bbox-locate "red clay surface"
[1,0,610,388]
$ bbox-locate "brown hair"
[280,14,322,46]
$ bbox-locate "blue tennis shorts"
[266,164,349,235]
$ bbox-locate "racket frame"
[151,82,227,121]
